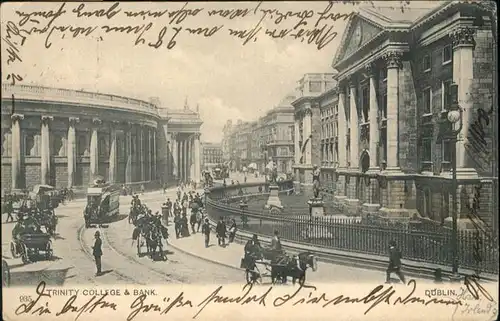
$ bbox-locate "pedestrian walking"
[190,210,197,234]
[196,210,203,232]
[140,184,145,195]
[174,214,181,238]
[216,216,226,246]
[202,218,211,248]
[228,219,237,243]
[92,231,103,276]
[165,198,172,217]
[5,195,14,223]
[386,240,406,284]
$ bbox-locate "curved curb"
[167,240,244,273]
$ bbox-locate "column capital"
[382,51,403,69]
[171,132,179,140]
[69,117,80,125]
[194,132,201,140]
[304,107,313,116]
[365,63,376,77]
[11,113,24,122]
[110,120,120,128]
[41,115,53,124]
[450,26,476,49]
[92,118,102,126]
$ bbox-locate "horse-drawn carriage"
[10,232,53,264]
[240,245,317,285]
[84,183,120,227]
[131,201,169,260]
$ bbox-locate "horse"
[271,251,317,285]
[146,226,164,260]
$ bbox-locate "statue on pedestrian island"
[312,165,321,199]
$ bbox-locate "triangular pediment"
[332,15,384,67]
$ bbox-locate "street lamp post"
[447,83,463,282]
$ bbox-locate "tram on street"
[84,181,120,227]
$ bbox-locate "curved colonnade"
[1,84,202,190]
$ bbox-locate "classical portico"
[159,104,203,185]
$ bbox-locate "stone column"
[89,118,101,181]
[349,81,359,170]
[179,139,184,181]
[140,126,145,181]
[383,51,403,172]
[67,117,79,188]
[194,133,201,183]
[108,121,118,184]
[125,123,133,184]
[450,26,478,178]
[366,63,380,171]
[152,129,157,181]
[303,106,312,165]
[338,88,347,168]
[336,87,347,201]
[40,116,53,185]
[11,114,24,190]
[171,133,178,179]
[187,136,192,181]
[148,128,152,181]
[294,117,300,164]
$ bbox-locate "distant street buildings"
[221,94,296,174]
[201,142,223,171]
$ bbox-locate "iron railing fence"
[206,181,499,275]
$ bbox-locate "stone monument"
[307,165,325,217]
[265,161,283,212]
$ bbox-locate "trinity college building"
[293,2,496,228]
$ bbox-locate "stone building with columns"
[292,73,336,192]
[1,84,203,191]
[320,2,496,226]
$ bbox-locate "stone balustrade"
[2,84,159,117]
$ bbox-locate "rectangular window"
[443,45,452,64]
[442,80,453,111]
[422,138,432,162]
[422,87,432,115]
[24,134,35,156]
[362,87,370,122]
[422,54,431,72]
[309,81,322,92]
[442,140,452,163]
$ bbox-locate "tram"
[84,181,120,227]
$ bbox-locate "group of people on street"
[214,216,237,247]
[164,186,205,239]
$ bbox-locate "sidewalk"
[166,224,397,283]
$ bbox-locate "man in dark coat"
[165,198,172,217]
[92,231,103,276]
[174,214,181,238]
[201,218,211,248]
[216,217,226,246]
[386,240,406,284]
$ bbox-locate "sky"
[1,1,436,142]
